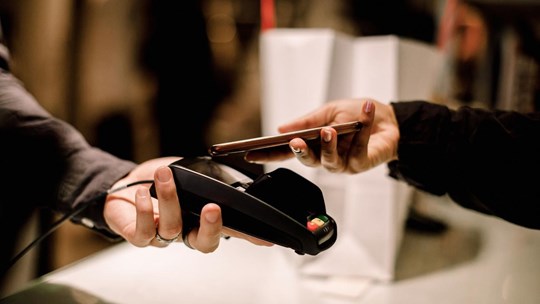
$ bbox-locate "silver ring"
[182,231,194,250]
[155,231,180,245]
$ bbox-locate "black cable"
[1,179,154,278]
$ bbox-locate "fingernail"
[156,167,171,182]
[205,211,219,223]
[364,100,373,114]
[322,128,332,142]
[290,145,301,154]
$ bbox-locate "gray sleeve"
[0,60,136,239]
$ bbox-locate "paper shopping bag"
[259,28,443,282]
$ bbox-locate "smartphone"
[209,121,362,156]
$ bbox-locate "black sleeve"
[388,101,540,229]
[0,58,136,240]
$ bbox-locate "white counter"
[2,193,540,304]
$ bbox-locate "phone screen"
[209,121,362,156]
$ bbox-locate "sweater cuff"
[387,101,451,196]
[67,150,137,241]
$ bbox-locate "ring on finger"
[182,229,194,250]
[155,230,180,245]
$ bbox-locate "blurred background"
[0,0,538,294]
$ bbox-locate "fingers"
[288,127,343,171]
[289,126,345,172]
[184,203,223,253]
[347,99,376,173]
[287,99,376,173]
[319,127,344,172]
[153,166,182,247]
[182,204,274,252]
[132,187,158,247]
[141,166,263,252]
[150,167,224,251]
[127,163,283,252]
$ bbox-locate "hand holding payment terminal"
[150,157,337,255]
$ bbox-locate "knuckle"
[160,226,181,238]
[156,188,177,201]
[137,204,154,215]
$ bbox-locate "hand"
[245,99,400,174]
[104,157,272,253]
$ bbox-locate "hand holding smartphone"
[209,121,362,156]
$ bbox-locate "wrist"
[387,103,400,161]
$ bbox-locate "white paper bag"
[259,28,443,282]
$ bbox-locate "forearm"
[388,101,540,229]
[0,71,136,238]
[60,145,136,239]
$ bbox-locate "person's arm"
[246,98,540,229]
[0,53,272,251]
[0,69,136,239]
[389,101,540,229]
